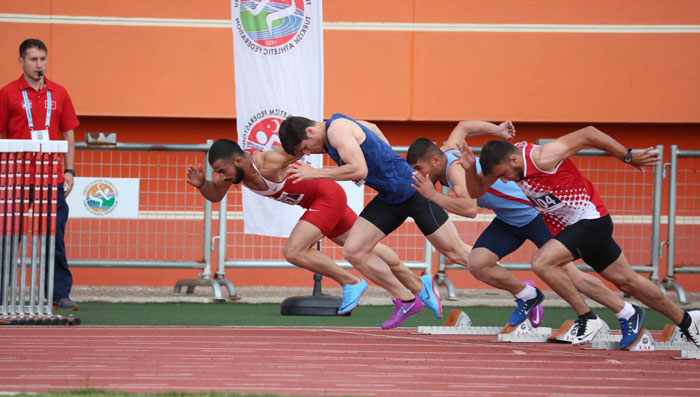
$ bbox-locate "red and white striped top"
[515,141,608,235]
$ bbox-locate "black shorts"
[359,191,449,236]
[474,215,552,259]
[553,214,622,273]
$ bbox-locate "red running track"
[0,326,699,396]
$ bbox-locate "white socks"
[615,302,635,320]
[515,284,537,301]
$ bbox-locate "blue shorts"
[473,215,551,259]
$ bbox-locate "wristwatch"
[623,149,633,163]
[64,169,76,176]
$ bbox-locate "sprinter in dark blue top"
[324,113,415,204]
[280,113,476,329]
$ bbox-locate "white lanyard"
[21,89,51,131]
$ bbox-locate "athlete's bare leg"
[600,253,685,324]
[468,247,527,295]
[332,232,422,294]
[373,243,422,294]
[531,239,591,316]
[424,220,471,267]
[564,263,624,313]
[284,220,359,286]
[341,217,415,301]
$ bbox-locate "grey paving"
[71,284,699,309]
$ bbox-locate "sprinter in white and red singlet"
[459,125,699,349]
[186,139,442,323]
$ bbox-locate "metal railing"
[216,146,434,277]
[70,140,234,300]
[68,141,696,303]
[661,146,700,303]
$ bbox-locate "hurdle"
[0,140,79,326]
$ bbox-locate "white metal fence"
[662,146,700,303]
[67,141,696,302]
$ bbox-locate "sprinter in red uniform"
[460,126,700,349]
[186,139,441,323]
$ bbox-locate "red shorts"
[299,183,358,239]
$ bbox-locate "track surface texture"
[1,326,699,396]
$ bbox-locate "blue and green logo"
[83,180,118,215]
[234,0,312,55]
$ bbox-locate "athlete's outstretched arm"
[457,143,498,199]
[533,126,660,172]
[186,164,231,202]
[443,120,515,150]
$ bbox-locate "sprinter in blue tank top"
[407,120,632,335]
[279,113,473,329]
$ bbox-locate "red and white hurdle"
[0,139,79,325]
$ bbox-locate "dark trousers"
[53,184,73,300]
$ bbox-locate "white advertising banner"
[67,177,140,218]
[337,181,364,216]
[231,0,324,237]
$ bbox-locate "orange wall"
[1,1,699,291]
[0,1,699,121]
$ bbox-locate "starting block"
[676,350,700,360]
[498,320,552,343]
[589,329,656,351]
[444,308,472,327]
[417,309,553,341]
[417,309,501,335]
[548,319,578,343]
[546,317,656,351]
[656,323,700,352]
[584,318,699,352]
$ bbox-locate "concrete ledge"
[70,285,699,309]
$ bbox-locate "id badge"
[31,129,50,141]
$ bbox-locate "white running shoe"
[681,310,700,348]
[572,315,605,345]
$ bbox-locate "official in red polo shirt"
[0,38,79,310]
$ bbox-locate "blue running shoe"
[619,305,646,350]
[338,277,368,315]
[509,287,545,326]
[418,274,442,319]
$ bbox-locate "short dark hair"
[20,39,47,58]
[406,138,443,165]
[479,140,517,176]
[279,116,315,155]
[208,139,244,165]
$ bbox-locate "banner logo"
[234,0,312,55]
[241,107,289,150]
[83,180,118,215]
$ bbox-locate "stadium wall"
[0,1,698,291]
